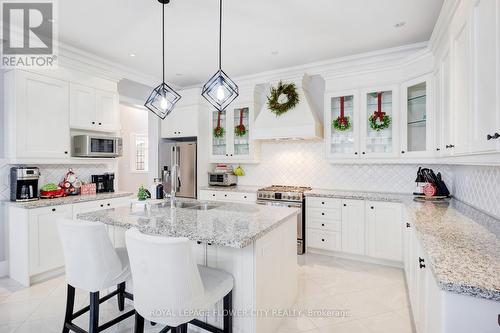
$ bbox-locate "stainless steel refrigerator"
[158,139,197,199]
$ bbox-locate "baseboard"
[0,260,8,277]
[306,248,404,269]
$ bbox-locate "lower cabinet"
[306,197,402,263]
[199,189,257,203]
[8,196,132,286]
[28,205,72,276]
[366,201,403,261]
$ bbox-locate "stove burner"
[257,185,312,202]
[258,185,312,193]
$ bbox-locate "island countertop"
[77,199,300,248]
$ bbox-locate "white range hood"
[253,74,323,141]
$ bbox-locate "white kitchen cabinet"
[438,50,454,156]
[161,105,199,138]
[360,86,400,158]
[28,205,72,276]
[340,199,365,255]
[325,91,361,158]
[208,104,259,163]
[4,70,71,159]
[401,74,434,158]
[70,83,119,132]
[199,189,257,203]
[366,201,402,262]
[306,197,342,252]
[469,0,500,153]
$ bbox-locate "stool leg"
[223,291,233,333]
[89,291,99,333]
[62,285,75,333]
[134,312,145,333]
[180,323,188,333]
[117,282,126,311]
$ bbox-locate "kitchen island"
[78,199,300,333]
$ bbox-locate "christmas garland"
[333,116,352,131]
[369,92,392,131]
[267,81,299,116]
[369,114,391,131]
[213,111,225,138]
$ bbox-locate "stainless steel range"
[256,185,312,255]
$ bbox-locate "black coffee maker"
[91,173,115,193]
[10,167,40,202]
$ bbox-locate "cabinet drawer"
[308,219,341,232]
[307,197,342,209]
[307,208,341,221]
[231,192,257,203]
[307,229,341,251]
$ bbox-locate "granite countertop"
[200,185,261,193]
[305,189,500,302]
[6,192,134,209]
[77,199,299,248]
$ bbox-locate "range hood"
[253,74,323,140]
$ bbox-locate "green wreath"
[267,81,299,116]
[213,126,225,138]
[369,114,392,131]
[332,116,352,131]
[234,124,247,137]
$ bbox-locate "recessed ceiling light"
[129,53,136,57]
[175,73,183,76]
[394,21,406,28]
[271,51,279,55]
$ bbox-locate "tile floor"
[0,254,414,333]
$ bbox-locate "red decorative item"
[59,168,81,196]
[234,108,247,137]
[213,111,225,138]
[374,92,386,121]
[423,183,437,197]
[80,183,97,196]
[40,188,65,199]
[339,96,347,126]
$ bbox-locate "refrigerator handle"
[176,147,181,190]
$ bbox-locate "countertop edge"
[5,192,134,209]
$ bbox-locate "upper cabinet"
[401,75,433,158]
[4,70,70,159]
[161,105,199,138]
[70,83,120,132]
[208,104,259,163]
[361,87,399,158]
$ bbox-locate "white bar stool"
[58,219,135,333]
[125,228,234,333]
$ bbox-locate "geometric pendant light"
[145,0,181,119]
[201,0,239,111]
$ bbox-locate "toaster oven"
[208,172,237,186]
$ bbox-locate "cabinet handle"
[207,243,212,246]
[224,194,228,197]
[401,151,405,154]
[446,144,455,149]
[51,208,56,212]
[370,206,374,209]
[107,203,111,206]
[343,203,347,207]
[212,194,216,197]
[436,148,440,151]
[419,257,425,263]
[197,241,202,245]
[487,133,500,140]
[244,196,247,199]
[92,121,95,125]
[64,151,68,154]
[321,201,325,205]
[321,212,325,216]
[362,152,366,155]
[321,223,325,227]
[419,263,426,269]
[354,152,358,155]
[230,154,233,157]
[321,239,325,242]
[98,122,102,125]
[100,204,104,207]
[406,222,411,228]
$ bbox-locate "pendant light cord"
[218,0,222,70]
[162,2,165,83]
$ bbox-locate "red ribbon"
[374,92,386,121]
[340,96,345,118]
[216,111,221,128]
[239,109,243,127]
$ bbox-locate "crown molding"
[428,0,461,53]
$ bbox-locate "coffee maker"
[10,167,40,202]
[92,173,115,193]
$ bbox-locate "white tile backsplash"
[236,141,453,194]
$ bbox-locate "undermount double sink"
[162,201,221,211]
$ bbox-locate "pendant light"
[201,0,239,111]
[145,0,181,119]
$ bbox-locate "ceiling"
[58,0,444,87]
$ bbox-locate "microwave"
[72,135,123,158]
[208,172,237,187]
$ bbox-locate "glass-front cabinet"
[208,104,259,163]
[325,91,360,158]
[360,87,399,158]
[401,75,433,157]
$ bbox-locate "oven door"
[256,199,304,255]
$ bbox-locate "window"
[131,134,148,172]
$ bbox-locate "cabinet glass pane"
[330,95,355,154]
[407,82,426,152]
[233,107,250,156]
[212,110,226,156]
[366,91,393,153]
